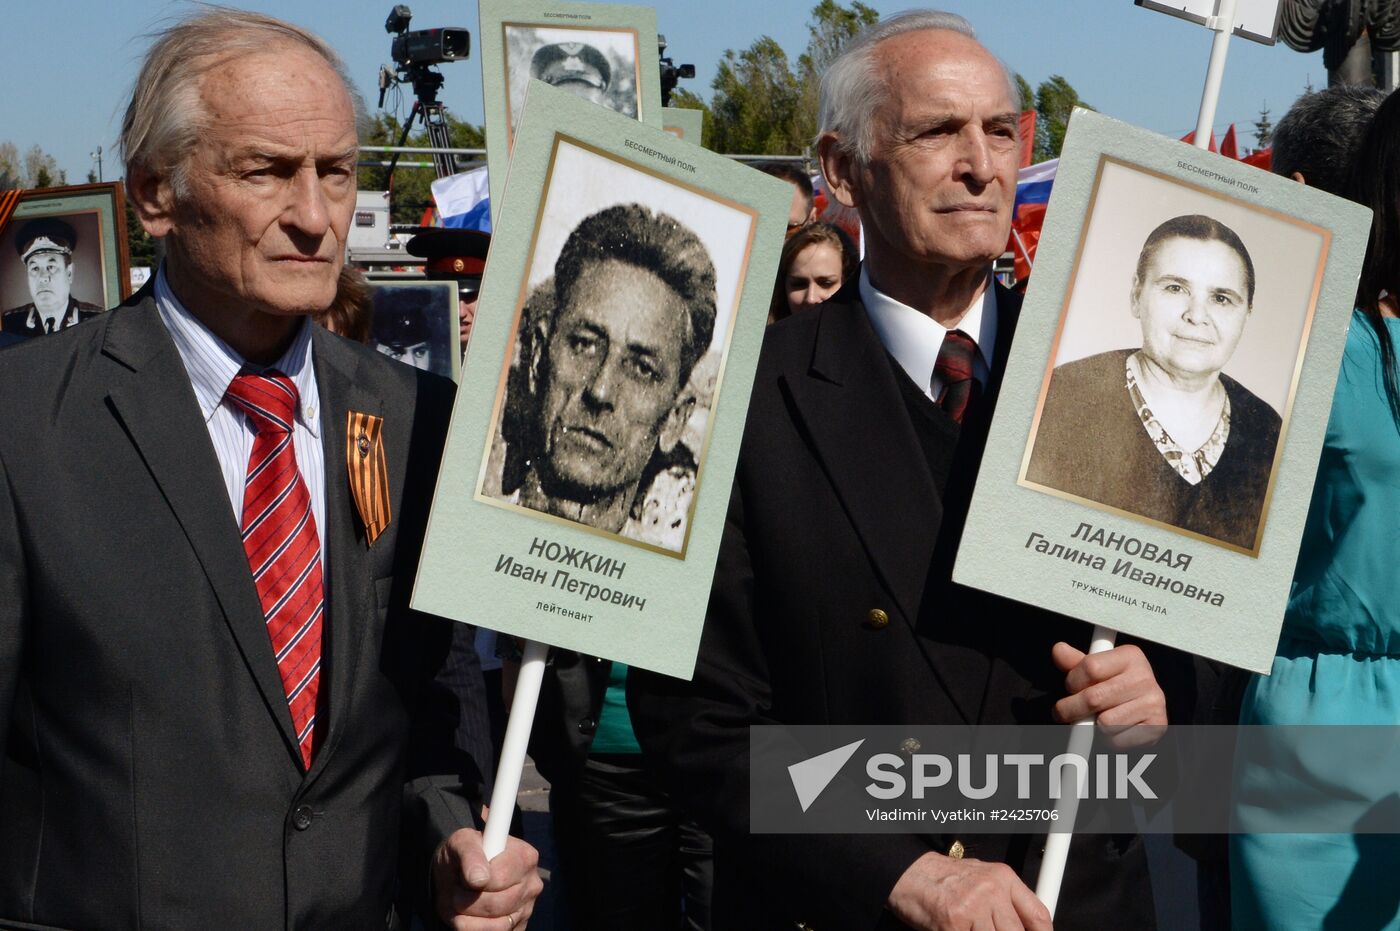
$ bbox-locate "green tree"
[793,0,880,141]
[1033,75,1091,162]
[1014,74,1036,113]
[705,0,877,156]
[708,38,804,154]
[0,142,21,190]
[1252,104,1274,150]
[359,112,486,225]
[24,145,63,190]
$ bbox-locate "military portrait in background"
[1022,157,1328,554]
[478,136,756,555]
[0,183,130,339]
[366,279,460,382]
[503,26,641,145]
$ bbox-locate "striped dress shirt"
[153,267,327,573]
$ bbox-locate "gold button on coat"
[867,608,890,629]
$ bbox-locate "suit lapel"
[783,295,942,634]
[102,298,302,758]
[305,328,380,778]
[784,285,1024,725]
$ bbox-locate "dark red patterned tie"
[934,329,979,424]
[226,371,324,769]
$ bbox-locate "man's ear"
[817,132,862,210]
[126,166,177,239]
[657,393,695,453]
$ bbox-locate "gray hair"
[1271,84,1385,197]
[120,7,366,200]
[817,9,1018,165]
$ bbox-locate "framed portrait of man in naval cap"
[0,182,130,340]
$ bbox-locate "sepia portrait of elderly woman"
[1024,213,1283,550]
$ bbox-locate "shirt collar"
[153,264,321,437]
[859,265,998,390]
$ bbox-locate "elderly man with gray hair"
[629,9,1178,931]
[0,8,540,930]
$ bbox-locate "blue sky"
[3,1,1325,182]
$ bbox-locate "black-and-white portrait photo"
[1022,157,1327,554]
[367,280,459,382]
[0,214,106,339]
[480,138,755,555]
[503,25,640,145]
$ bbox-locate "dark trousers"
[550,756,713,931]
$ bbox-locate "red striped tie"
[934,329,979,424]
[226,371,324,769]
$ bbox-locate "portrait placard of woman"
[1023,201,1309,552]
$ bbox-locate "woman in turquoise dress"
[1231,91,1400,930]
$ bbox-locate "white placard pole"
[482,638,549,859]
[1033,624,1118,916]
[1035,6,1238,912]
[1193,0,1240,148]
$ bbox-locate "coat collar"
[781,278,1023,723]
[101,293,384,776]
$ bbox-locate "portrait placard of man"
[486,203,715,552]
[1,217,104,337]
[503,26,640,143]
[367,281,457,380]
[1024,212,1284,551]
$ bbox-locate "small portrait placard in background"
[413,82,792,678]
[662,106,704,146]
[954,109,1372,673]
[0,183,129,339]
[479,0,661,222]
[366,280,461,383]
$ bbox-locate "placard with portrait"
[366,280,461,383]
[413,82,791,678]
[479,0,662,225]
[954,109,1372,673]
[0,183,129,340]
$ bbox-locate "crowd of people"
[1,5,1398,931]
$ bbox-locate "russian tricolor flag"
[1008,158,1056,282]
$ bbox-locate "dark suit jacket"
[629,283,1184,930]
[0,290,485,930]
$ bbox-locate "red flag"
[1242,148,1272,171]
[1007,202,1047,283]
[1179,130,1219,153]
[1018,111,1037,168]
[1220,124,1239,160]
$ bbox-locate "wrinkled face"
[785,242,844,314]
[161,45,359,319]
[854,30,1019,272]
[1133,236,1252,380]
[377,340,432,371]
[25,252,72,315]
[534,259,689,498]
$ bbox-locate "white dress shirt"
[154,266,327,570]
[859,266,998,401]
